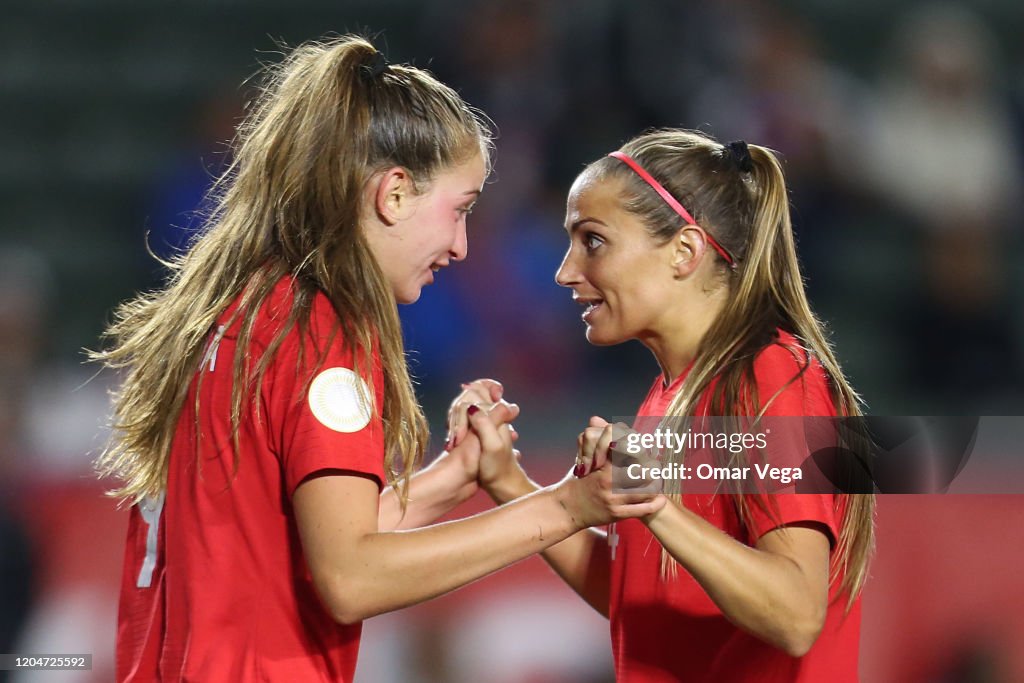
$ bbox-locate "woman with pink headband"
[453,129,874,682]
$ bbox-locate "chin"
[395,287,422,305]
[584,325,626,346]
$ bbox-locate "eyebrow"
[565,217,608,233]
[462,189,482,197]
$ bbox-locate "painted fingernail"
[468,405,480,416]
[609,441,618,450]
[573,464,584,478]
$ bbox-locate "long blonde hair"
[93,36,492,508]
[594,129,873,603]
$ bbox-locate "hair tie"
[725,140,753,173]
[360,51,390,81]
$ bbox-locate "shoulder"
[752,330,834,416]
[260,276,336,329]
[252,276,347,354]
[213,275,373,388]
[752,331,809,385]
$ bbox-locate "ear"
[671,225,708,278]
[373,166,416,225]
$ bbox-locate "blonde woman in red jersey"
[93,36,663,682]
[453,129,875,682]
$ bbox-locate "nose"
[554,247,580,288]
[450,221,469,262]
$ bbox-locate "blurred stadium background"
[2,0,1023,681]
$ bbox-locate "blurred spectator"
[0,249,53,393]
[0,248,119,681]
[0,249,49,681]
[862,3,1023,410]
[0,248,112,476]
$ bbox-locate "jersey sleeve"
[743,495,841,546]
[744,339,841,545]
[264,293,387,497]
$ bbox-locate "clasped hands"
[444,379,666,526]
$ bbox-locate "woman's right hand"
[465,400,533,503]
[558,418,665,528]
[557,463,665,529]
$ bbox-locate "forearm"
[540,528,612,616]
[644,502,826,656]
[488,471,612,617]
[378,454,476,531]
[330,487,582,623]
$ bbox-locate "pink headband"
[608,151,735,266]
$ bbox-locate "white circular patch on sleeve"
[308,368,373,433]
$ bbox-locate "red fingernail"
[609,441,617,450]
[468,405,480,416]
[573,464,584,478]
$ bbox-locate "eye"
[583,232,604,251]
[456,202,476,218]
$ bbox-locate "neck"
[640,287,729,385]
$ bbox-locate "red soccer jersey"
[116,277,387,682]
[609,330,862,682]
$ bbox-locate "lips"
[425,261,448,284]
[573,295,605,322]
